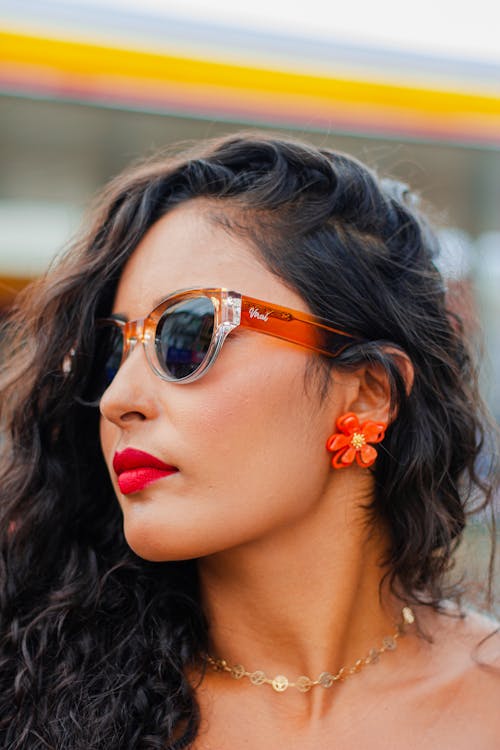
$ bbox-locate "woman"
[0,133,498,749]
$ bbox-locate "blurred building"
[1,0,499,418]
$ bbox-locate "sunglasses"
[77,287,360,405]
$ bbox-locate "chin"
[121,518,223,562]
[123,527,190,562]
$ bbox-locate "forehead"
[112,199,309,317]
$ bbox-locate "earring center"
[350,432,366,450]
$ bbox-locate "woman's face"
[99,200,349,561]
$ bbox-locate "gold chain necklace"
[206,605,415,693]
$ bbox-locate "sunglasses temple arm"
[238,303,358,357]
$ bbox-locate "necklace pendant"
[272,675,289,692]
[318,671,334,688]
[296,676,313,692]
[249,670,266,685]
[230,664,245,679]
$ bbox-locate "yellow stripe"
[1,29,499,120]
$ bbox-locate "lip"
[113,447,179,495]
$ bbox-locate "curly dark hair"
[0,133,497,749]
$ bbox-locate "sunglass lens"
[155,297,215,380]
[79,323,124,405]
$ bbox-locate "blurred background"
[1,0,499,601]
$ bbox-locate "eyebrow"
[110,294,166,320]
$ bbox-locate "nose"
[99,323,159,425]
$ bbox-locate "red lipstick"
[113,448,178,495]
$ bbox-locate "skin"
[99,199,500,749]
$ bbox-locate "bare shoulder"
[433,604,500,668]
[414,604,500,737]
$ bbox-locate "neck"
[197,477,402,693]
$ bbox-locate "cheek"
[179,349,331,519]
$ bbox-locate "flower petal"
[336,412,360,436]
[361,420,386,444]
[341,446,357,465]
[357,444,378,467]
[332,449,350,469]
[326,434,350,451]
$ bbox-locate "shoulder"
[432,604,500,666]
[413,604,500,741]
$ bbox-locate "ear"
[345,347,414,425]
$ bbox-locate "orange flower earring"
[326,412,387,469]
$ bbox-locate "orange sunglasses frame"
[94,287,361,387]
